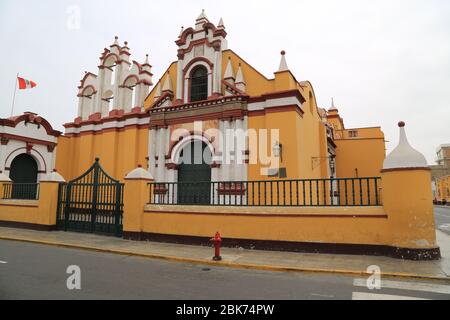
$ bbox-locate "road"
[435,206,450,236]
[0,239,449,300]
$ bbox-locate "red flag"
[18,77,37,90]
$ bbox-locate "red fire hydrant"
[210,232,222,261]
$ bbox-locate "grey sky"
[1,0,449,164]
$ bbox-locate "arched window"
[190,66,208,102]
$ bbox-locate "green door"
[177,141,211,205]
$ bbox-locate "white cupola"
[383,122,428,170]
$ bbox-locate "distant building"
[436,144,450,167]
[435,175,449,205]
[430,144,450,203]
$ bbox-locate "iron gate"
[56,159,124,237]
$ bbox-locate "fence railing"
[2,183,40,200]
[148,177,382,207]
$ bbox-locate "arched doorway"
[9,153,38,199]
[177,140,212,205]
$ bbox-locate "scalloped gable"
[0,112,61,137]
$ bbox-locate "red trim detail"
[0,112,61,137]
[101,52,120,67]
[217,182,246,196]
[78,72,97,89]
[109,109,125,117]
[183,57,214,74]
[4,147,47,173]
[63,109,150,130]
[123,74,140,86]
[64,124,150,137]
[153,184,168,195]
[210,162,221,169]
[165,163,179,170]
[166,131,216,160]
[0,133,57,148]
[223,80,248,96]
[176,25,227,47]
[184,59,213,103]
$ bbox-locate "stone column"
[176,52,184,103]
[96,68,106,115]
[113,63,123,110]
[148,129,157,178]
[212,43,222,96]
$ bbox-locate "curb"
[1,235,449,282]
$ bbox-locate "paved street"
[435,206,450,236]
[0,239,449,300]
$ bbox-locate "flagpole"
[10,73,19,117]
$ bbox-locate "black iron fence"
[2,183,39,200]
[148,177,382,207]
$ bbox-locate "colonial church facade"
[1,12,442,261]
[1,11,385,202]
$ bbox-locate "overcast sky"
[0,0,449,163]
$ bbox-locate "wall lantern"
[273,141,283,160]
[329,158,336,176]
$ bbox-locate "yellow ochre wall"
[142,206,389,245]
[55,126,149,182]
[144,62,178,108]
[247,85,329,181]
[382,168,437,249]
[0,182,59,227]
[121,166,439,259]
[334,127,386,178]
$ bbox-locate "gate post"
[39,170,66,227]
[381,122,440,260]
[123,165,154,240]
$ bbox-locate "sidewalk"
[0,226,449,281]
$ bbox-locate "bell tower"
[174,10,228,104]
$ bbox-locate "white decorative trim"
[248,96,302,111]
[64,116,150,135]
[278,51,289,72]
[171,134,216,165]
[0,172,11,182]
[183,60,213,103]
[125,167,154,180]
[4,147,47,173]
[41,171,66,182]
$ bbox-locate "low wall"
[123,168,441,261]
[138,205,389,245]
[0,182,59,230]
[125,205,407,257]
